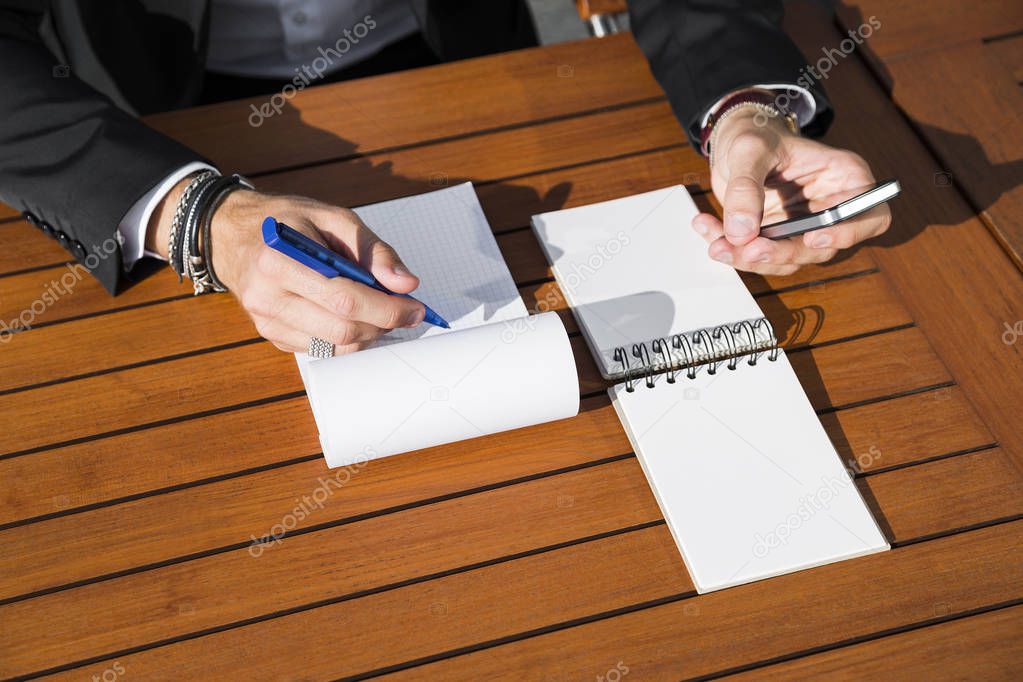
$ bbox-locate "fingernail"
[811,233,833,248]
[724,214,754,238]
[404,307,425,327]
[692,219,708,236]
[392,264,412,278]
[713,251,733,265]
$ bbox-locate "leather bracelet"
[178,173,222,283]
[195,174,254,294]
[169,170,216,278]
[186,175,233,287]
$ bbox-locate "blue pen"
[261,216,450,329]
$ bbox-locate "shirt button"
[292,11,307,25]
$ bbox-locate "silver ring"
[308,337,335,359]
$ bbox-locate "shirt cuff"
[116,161,218,270]
[699,83,818,130]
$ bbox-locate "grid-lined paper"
[352,182,528,346]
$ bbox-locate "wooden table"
[2,3,1021,679]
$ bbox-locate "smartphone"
[760,179,900,240]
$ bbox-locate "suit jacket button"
[24,212,38,226]
[71,240,88,260]
[56,231,70,248]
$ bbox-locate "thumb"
[317,207,421,294]
[720,138,774,245]
[363,237,420,293]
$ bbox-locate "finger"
[720,134,776,245]
[257,248,426,330]
[706,236,806,276]
[737,236,838,268]
[300,277,426,330]
[801,204,892,250]
[253,293,386,348]
[252,317,364,356]
[314,208,420,294]
[692,212,725,244]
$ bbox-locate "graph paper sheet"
[294,183,579,467]
[354,182,529,344]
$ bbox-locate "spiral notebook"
[532,186,889,593]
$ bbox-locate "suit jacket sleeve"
[0,9,204,294]
[628,0,833,149]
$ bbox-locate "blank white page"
[309,313,579,467]
[610,352,889,593]
[532,186,764,377]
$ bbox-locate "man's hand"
[148,186,425,354]
[692,108,891,276]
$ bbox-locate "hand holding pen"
[156,189,436,356]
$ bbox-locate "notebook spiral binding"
[613,317,779,392]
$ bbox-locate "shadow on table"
[813,3,1022,266]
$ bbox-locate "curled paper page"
[302,312,580,467]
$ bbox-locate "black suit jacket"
[0,0,829,294]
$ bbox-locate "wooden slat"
[0,341,295,456]
[0,325,948,604]
[786,326,948,410]
[0,220,66,276]
[836,1,1023,60]
[381,520,1023,681]
[820,385,993,473]
[17,450,1021,680]
[722,604,1023,680]
[857,448,1023,542]
[882,42,1023,269]
[143,33,663,175]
